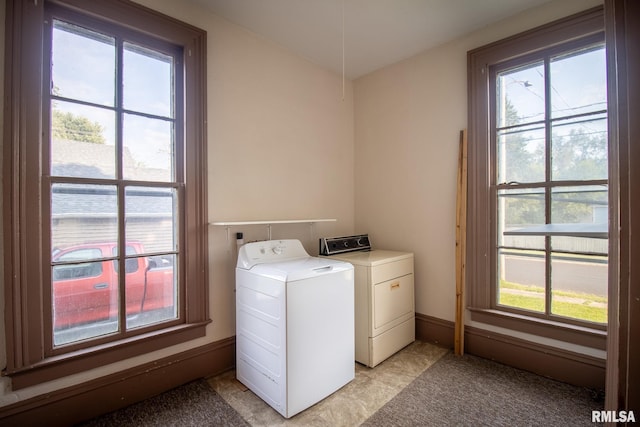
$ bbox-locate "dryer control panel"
[319,234,371,256]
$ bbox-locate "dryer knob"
[272,246,284,255]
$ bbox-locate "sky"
[497,45,607,128]
[51,20,175,175]
[496,44,608,183]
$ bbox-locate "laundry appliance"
[235,239,354,418]
[320,235,415,367]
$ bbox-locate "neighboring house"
[51,139,173,252]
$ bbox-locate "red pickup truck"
[52,242,175,332]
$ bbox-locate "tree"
[499,96,608,226]
[500,98,545,184]
[552,127,608,181]
[51,109,106,144]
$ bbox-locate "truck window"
[112,245,140,274]
[53,248,103,280]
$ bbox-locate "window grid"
[44,14,183,352]
[491,41,608,325]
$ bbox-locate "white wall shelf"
[211,219,336,226]
[211,219,336,241]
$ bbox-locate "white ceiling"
[192,0,552,79]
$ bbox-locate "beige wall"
[141,0,356,345]
[0,0,603,408]
[353,0,602,324]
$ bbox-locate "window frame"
[44,6,187,354]
[3,0,209,389]
[490,35,608,326]
[466,6,608,348]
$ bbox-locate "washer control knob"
[272,246,284,255]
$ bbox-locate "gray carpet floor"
[79,352,603,426]
[78,379,249,427]
[363,352,603,427]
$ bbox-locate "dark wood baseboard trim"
[465,325,605,390]
[415,312,455,348]
[415,313,605,390]
[0,336,235,427]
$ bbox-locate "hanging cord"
[342,0,345,100]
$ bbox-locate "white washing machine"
[235,239,355,418]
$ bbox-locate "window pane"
[125,186,177,253]
[550,46,607,119]
[498,187,545,250]
[124,187,178,329]
[498,249,545,313]
[125,253,177,330]
[123,114,174,182]
[551,114,608,181]
[552,236,608,255]
[51,184,118,250]
[123,42,174,118]
[496,62,545,127]
[550,185,608,225]
[52,20,115,107]
[52,248,119,346]
[51,100,115,178]
[497,124,545,184]
[550,252,607,323]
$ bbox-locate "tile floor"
[207,341,448,426]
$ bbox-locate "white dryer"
[235,239,354,418]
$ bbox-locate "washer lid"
[243,256,353,282]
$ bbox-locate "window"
[116,246,142,275]
[467,7,607,345]
[53,249,104,281]
[3,0,208,389]
[47,17,183,348]
[494,42,608,325]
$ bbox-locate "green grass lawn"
[498,280,607,324]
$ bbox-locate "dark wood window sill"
[469,307,606,352]
[4,321,210,390]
